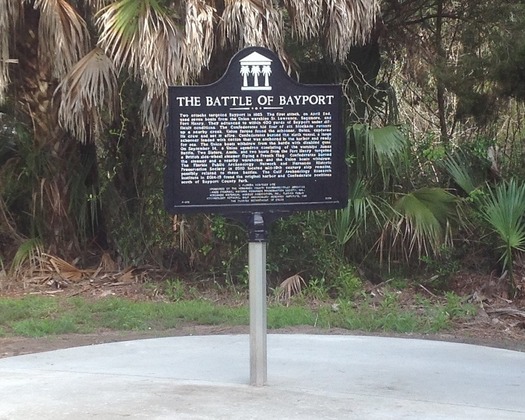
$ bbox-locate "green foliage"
[344,122,449,268]
[212,218,248,284]
[0,0,523,293]
[0,297,82,336]
[423,143,446,163]
[388,276,408,290]
[478,179,525,289]
[327,291,476,333]
[420,245,460,289]
[268,212,341,283]
[443,292,477,319]
[333,266,362,299]
[162,213,247,282]
[0,125,49,241]
[163,278,186,302]
[329,178,390,252]
[98,139,172,265]
[442,153,478,195]
[384,187,458,260]
[1,0,525,296]
[490,3,525,101]
[349,123,409,189]
[441,141,496,197]
[87,298,160,330]
[210,216,228,240]
[9,238,42,275]
[0,117,104,254]
[326,297,416,333]
[300,267,362,301]
[304,277,331,300]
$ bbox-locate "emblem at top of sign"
[240,51,272,91]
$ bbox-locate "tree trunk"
[435,0,449,147]
[13,4,81,255]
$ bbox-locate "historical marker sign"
[165,47,347,215]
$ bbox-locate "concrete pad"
[0,334,524,419]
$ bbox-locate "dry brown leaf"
[277,273,306,303]
[99,252,118,272]
[42,253,84,282]
[118,268,135,283]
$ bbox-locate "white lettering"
[257,95,274,106]
[278,95,335,106]
[205,96,253,107]
[176,96,201,107]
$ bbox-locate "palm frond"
[283,0,322,40]
[350,123,408,185]
[276,273,306,304]
[140,6,186,92]
[56,47,118,143]
[480,179,525,271]
[42,252,84,282]
[97,0,192,144]
[221,0,284,52]
[137,0,215,146]
[324,0,380,62]
[442,152,478,195]
[10,238,43,278]
[96,0,140,71]
[97,0,186,87]
[370,125,408,166]
[184,0,216,75]
[85,0,110,10]
[34,0,90,79]
[141,94,167,149]
[384,187,457,260]
[330,178,390,247]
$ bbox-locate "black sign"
[165,47,347,215]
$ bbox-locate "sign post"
[165,47,347,386]
[248,213,267,386]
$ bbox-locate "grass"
[0,292,476,338]
[0,297,248,337]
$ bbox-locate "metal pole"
[248,213,267,386]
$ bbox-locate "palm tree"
[0,0,380,255]
[240,64,251,87]
[0,1,90,254]
[479,179,525,295]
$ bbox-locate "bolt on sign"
[165,47,347,215]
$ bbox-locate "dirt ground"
[1,261,525,359]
